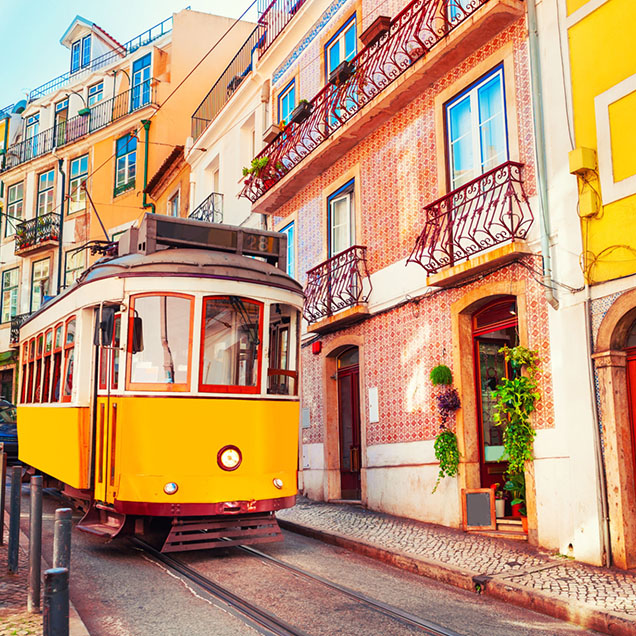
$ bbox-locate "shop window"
[267,303,299,396]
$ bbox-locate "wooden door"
[338,364,361,500]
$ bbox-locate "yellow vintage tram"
[17,214,302,551]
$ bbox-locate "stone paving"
[278,497,636,619]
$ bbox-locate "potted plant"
[503,472,525,518]
[242,156,270,180]
[289,99,313,125]
[491,482,505,518]
[329,60,356,86]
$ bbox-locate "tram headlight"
[273,478,284,489]
[164,482,179,495]
[218,445,242,471]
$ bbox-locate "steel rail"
[132,538,309,636]
[237,544,463,636]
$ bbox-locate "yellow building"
[567,0,636,569]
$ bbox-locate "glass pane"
[478,341,507,462]
[130,295,192,385]
[478,74,506,171]
[45,331,52,353]
[344,24,356,61]
[66,319,76,345]
[330,195,350,255]
[448,96,474,188]
[338,347,359,368]
[268,304,298,395]
[328,41,340,74]
[55,326,63,349]
[201,297,261,389]
[63,349,74,397]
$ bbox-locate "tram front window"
[129,295,192,389]
[200,297,262,392]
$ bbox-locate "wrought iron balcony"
[15,213,61,255]
[240,0,495,203]
[2,84,156,173]
[407,161,534,274]
[304,245,371,325]
[28,16,172,101]
[10,313,30,346]
[258,0,308,56]
[189,192,223,224]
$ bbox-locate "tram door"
[337,347,361,500]
[94,314,121,503]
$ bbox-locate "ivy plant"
[433,427,460,493]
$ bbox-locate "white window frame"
[69,155,89,214]
[5,182,24,237]
[64,250,86,287]
[71,41,81,74]
[168,189,180,217]
[1,268,19,324]
[328,181,355,257]
[37,170,55,217]
[281,221,295,278]
[30,258,50,313]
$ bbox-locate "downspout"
[56,158,66,295]
[526,0,559,310]
[141,119,155,214]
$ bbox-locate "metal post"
[53,508,72,571]
[28,475,43,613]
[43,567,69,636]
[0,442,6,545]
[8,465,21,573]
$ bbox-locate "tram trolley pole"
[0,442,6,545]
[53,508,73,571]
[28,475,43,613]
[43,567,69,636]
[8,465,21,573]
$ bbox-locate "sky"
[0,0,258,108]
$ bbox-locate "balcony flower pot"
[263,124,281,144]
[360,15,391,47]
[289,101,313,125]
[329,60,355,86]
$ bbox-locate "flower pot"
[521,515,528,533]
[263,124,281,144]
[360,15,391,47]
[329,60,355,86]
[495,498,505,518]
[511,502,522,517]
[289,101,313,125]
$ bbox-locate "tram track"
[133,537,462,636]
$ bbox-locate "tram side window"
[27,339,35,403]
[42,329,52,403]
[268,304,300,396]
[99,314,121,391]
[51,323,64,402]
[34,334,43,402]
[199,297,262,393]
[61,318,76,402]
[20,343,28,404]
[128,295,192,389]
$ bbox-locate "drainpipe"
[141,119,155,214]
[526,0,559,310]
[56,158,66,295]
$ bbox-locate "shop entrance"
[337,347,361,500]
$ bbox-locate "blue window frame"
[281,221,295,278]
[71,41,81,74]
[278,80,296,126]
[81,35,91,68]
[325,14,357,82]
[446,65,508,190]
[327,179,355,257]
[131,54,152,111]
[115,134,137,195]
[88,82,104,107]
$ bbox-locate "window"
[25,114,39,159]
[81,35,91,68]
[20,343,28,404]
[128,294,193,390]
[37,170,55,216]
[26,338,35,403]
[99,314,121,391]
[51,323,63,402]
[114,134,137,195]
[54,99,69,146]
[71,36,91,73]
[268,303,299,396]
[33,333,43,403]
[5,182,23,237]
[71,41,81,74]
[278,80,296,125]
[281,222,295,278]
[64,250,85,287]
[1,269,19,323]
[62,317,76,402]
[325,15,357,82]
[328,179,355,256]
[88,82,104,107]
[131,54,151,110]
[446,66,508,190]
[199,296,263,393]
[69,155,88,214]
[30,258,50,313]
[168,191,180,217]
[42,329,53,403]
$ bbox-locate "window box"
[114,181,135,197]
[289,101,313,125]
[328,60,355,86]
[360,15,391,47]
[263,124,282,144]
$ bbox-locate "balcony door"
[337,347,361,500]
[131,54,151,111]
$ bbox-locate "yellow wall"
[569,0,636,283]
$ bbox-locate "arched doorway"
[337,346,361,500]
[472,297,519,488]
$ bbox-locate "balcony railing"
[240,0,491,203]
[28,16,173,101]
[2,84,155,172]
[304,245,371,323]
[191,27,262,141]
[407,161,534,274]
[10,313,30,346]
[189,192,223,223]
[258,0,308,55]
[15,213,61,254]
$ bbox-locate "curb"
[279,519,636,636]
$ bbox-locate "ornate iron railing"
[2,84,155,172]
[191,27,262,141]
[15,213,61,254]
[407,161,534,273]
[29,16,173,101]
[304,245,371,323]
[240,0,491,202]
[189,192,223,223]
[10,313,30,346]
[258,0,308,56]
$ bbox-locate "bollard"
[28,475,43,613]
[43,567,69,636]
[53,508,73,571]
[8,465,21,573]
[0,442,6,545]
